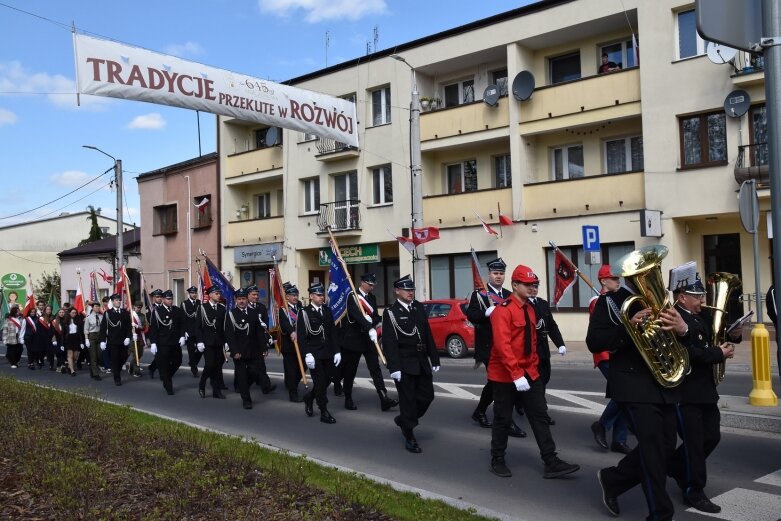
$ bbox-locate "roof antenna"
[325,30,330,67]
[373,25,379,52]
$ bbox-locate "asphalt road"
[2,348,780,521]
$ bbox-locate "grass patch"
[0,377,493,520]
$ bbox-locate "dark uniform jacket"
[465,286,511,365]
[148,305,184,347]
[530,296,565,359]
[23,314,38,348]
[224,305,269,359]
[381,300,439,376]
[586,287,682,404]
[278,301,303,354]
[181,298,202,339]
[248,301,269,328]
[195,300,226,347]
[35,316,54,352]
[675,305,725,404]
[296,304,337,359]
[340,292,379,353]
[99,307,132,345]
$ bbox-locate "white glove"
[197,342,205,352]
[185,332,189,339]
[179,336,186,347]
[558,345,567,356]
[132,333,138,342]
[150,343,157,355]
[123,338,130,346]
[268,337,275,346]
[363,313,372,324]
[514,376,531,392]
[85,339,90,348]
[369,328,378,342]
[305,353,315,369]
[80,344,84,350]
[60,345,65,352]
[485,305,496,317]
[333,353,342,367]
[432,365,440,372]
[52,340,58,346]
[100,342,107,351]
[390,371,401,381]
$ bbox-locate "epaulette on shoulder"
[501,300,510,307]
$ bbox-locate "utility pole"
[83,145,122,287]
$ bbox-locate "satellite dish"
[724,89,751,118]
[265,127,281,146]
[706,42,738,64]
[511,71,535,101]
[483,84,500,107]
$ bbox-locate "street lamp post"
[391,54,426,299]
[184,175,192,287]
[83,145,123,288]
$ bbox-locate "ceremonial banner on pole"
[553,248,577,307]
[470,247,487,293]
[73,34,358,147]
[326,245,353,324]
[22,274,35,316]
[202,254,235,310]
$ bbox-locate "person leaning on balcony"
[487,264,580,480]
[598,53,621,74]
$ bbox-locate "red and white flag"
[97,268,113,284]
[474,211,499,237]
[498,203,513,227]
[411,227,440,245]
[395,235,417,253]
[22,274,35,316]
[73,271,85,315]
[553,248,577,307]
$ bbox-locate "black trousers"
[394,370,434,431]
[670,403,721,496]
[170,342,183,377]
[46,343,65,368]
[199,346,224,392]
[599,402,678,521]
[253,354,273,390]
[234,356,261,404]
[108,343,127,382]
[490,378,556,463]
[304,357,336,409]
[340,346,387,395]
[155,344,178,392]
[538,357,551,386]
[186,336,202,370]
[6,343,23,365]
[281,350,303,392]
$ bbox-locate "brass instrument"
[704,272,741,385]
[614,245,690,388]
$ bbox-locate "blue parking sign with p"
[582,225,600,252]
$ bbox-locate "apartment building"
[218,0,771,338]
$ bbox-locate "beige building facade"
[218,0,772,339]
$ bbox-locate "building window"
[750,104,768,166]
[276,190,284,216]
[301,131,317,142]
[99,226,109,235]
[303,178,320,214]
[153,204,177,235]
[371,86,391,126]
[600,38,637,71]
[430,250,497,299]
[371,165,393,205]
[193,194,212,228]
[679,111,727,167]
[545,243,634,310]
[551,145,584,180]
[446,160,478,194]
[604,136,644,174]
[255,127,282,149]
[255,193,271,219]
[492,69,508,96]
[677,9,705,59]
[443,78,475,107]
[494,155,512,188]
[550,52,581,84]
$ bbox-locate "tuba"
[614,245,690,388]
[704,272,741,385]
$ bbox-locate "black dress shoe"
[191,366,199,378]
[198,387,206,398]
[166,387,174,395]
[543,457,580,479]
[114,380,122,386]
[261,384,277,395]
[471,410,493,428]
[545,416,556,426]
[685,493,721,513]
[304,394,314,417]
[92,374,102,381]
[213,390,226,399]
[591,421,609,450]
[344,394,357,410]
[333,380,343,397]
[404,437,422,453]
[597,470,620,517]
[508,421,527,438]
[489,458,512,478]
[289,391,302,403]
[610,442,632,455]
[320,409,336,424]
[243,401,253,410]
[379,393,398,411]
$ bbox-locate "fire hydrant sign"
[73,34,359,147]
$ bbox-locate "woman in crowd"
[22,306,41,369]
[51,307,67,372]
[63,307,85,376]
[3,305,24,368]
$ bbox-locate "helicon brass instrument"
[614,245,690,388]
[704,272,741,385]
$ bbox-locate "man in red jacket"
[488,264,580,479]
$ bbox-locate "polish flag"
[498,203,513,227]
[73,275,85,315]
[411,227,440,245]
[474,211,499,237]
[22,274,35,316]
[395,235,417,253]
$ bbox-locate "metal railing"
[316,138,356,155]
[317,200,361,232]
[735,143,769,185]
[732,51,765,76]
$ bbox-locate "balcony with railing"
[731,51,765,87]
[315,138,360,161]
[423,188,512,228]
[317,200,361,234]
[420,98,510,145]
[225,146,283,182]
[735,143,769,186]
[225,216,284,246]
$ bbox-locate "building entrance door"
[703,233,743,324]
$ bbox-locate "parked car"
[421,299,474,358]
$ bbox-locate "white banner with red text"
[73,34,358,147]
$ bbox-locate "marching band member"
[99,293,132,387]
[278,282,304,402]
[194,286,227,399]
[225,288,271,409]
[148,290,184,395]
[181,286,203,378]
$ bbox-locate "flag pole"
[272,255,308,388]
[122,267,140,368]
[549,241,599,296]
[327,227,387,366]
[498,202,503,238]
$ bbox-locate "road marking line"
[755,469,781,488]
[691,488,781,520]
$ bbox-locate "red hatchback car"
[421,299,474,358]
